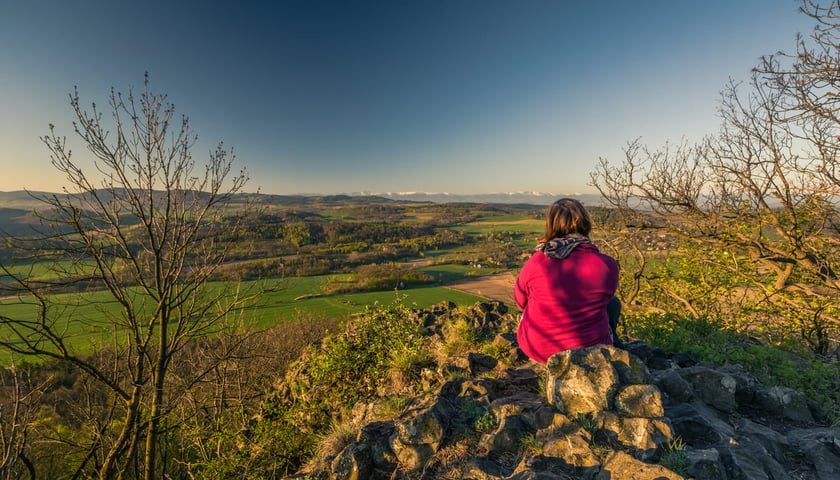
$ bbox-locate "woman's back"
[515,243,618,363]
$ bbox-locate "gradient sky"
[0,0,814,195]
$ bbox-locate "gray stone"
[420,367,444,391]
[684,448,725,480]
[799,439,840,480]
[389,439,435,471]
[469,352,499,375]
[718,364,762,406]
[614,384,665,418]
[672,352,699,367]
[534,406,567,430]
[719,441,793,480]
[678,366,738,413]
[330,442,373,480]
[537,422,588,444]
[484,414,535,453]
[394,407,444,447]
[733,418,789,463]
[666,404,724,448]
[787,428,840,480]
[503,366,541,391]
[357,421,397,470]
[455,378,496,403]
[489,391,543,420]
[755,386,815,423]
[513,455,579,476]
[603,345,652,384]
[506,470,568,480]
[653,369,694,403]
[624,341,673,371]
[808,399,829,424]
[462,457,507,480]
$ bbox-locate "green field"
[417,263,505,283]
[1,260,98,282]
[0,274,486,362]
[248,275,485,328]
[453,215,543,234]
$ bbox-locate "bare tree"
[591,1,840,352]
[0,74,255,478]
[0,362,44,480]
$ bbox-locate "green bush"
[198,418,315,479]
[210,298,428,475]
[302,298,426,408]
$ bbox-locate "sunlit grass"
[0,275,484,363]
[452,215,543,234]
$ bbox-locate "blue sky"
[0,0,813,195]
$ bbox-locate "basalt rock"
[274,302,839,480]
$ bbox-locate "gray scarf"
[537,233,592,260]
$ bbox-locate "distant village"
[633,232,674,251]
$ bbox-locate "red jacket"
[515,243,619,363]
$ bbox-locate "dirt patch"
[447,271,518,307]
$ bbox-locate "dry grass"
[303,418,359,473]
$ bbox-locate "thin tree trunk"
[100,386,143,480]
[144,316,168,480]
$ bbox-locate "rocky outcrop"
[282,302,840,480]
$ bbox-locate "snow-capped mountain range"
[347,191,604,205]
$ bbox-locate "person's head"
[542,198,592,242]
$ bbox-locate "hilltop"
[208,300,840,480]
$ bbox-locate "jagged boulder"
[510,455,583,479]
[678,365,738,413]
[595,450,684,479]
[330,442,372,480]
[653,369,694,403]
[684,448,726,480]
[594,411,674,461]
[614,384,664,418]
[755,385,815,423]
[390,405,446,469]
[541,429,599,467]
[545,346,621,417]
[665,403,728,448]
[462,456,508,479]
[786,428,840,480]
[356,421,397,471]
[469,352,500,376]
[467,300,508,332]
[483,414,535,453]
[718,442,791,480]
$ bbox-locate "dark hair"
[542,198,592,242]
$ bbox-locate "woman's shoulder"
[577,244,619,265]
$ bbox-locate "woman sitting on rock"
[515,198,621,363]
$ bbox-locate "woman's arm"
[514,262,530,310]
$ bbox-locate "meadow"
[0,274,488,363]
[0,206,550,364]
